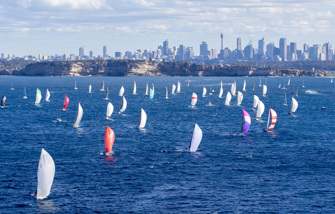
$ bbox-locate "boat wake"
[305,90,318,95]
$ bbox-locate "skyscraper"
[237,37,242,51]
[279,38,287,61]
[324,42,333,61]
[258,38,265,56]
[103,45,107,58]
[79,47,84,57]
[176,45,186,61]
[89,51,93,58]
[266,42,274,59]
[200,41,209,57]
[163,40,169,56]
[289,42,297,61]
[243,44,253,60]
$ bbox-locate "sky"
[0,0,334,57]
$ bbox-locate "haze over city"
[0,0,335,57]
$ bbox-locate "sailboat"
[165,87,168,99]
[252,82,255,91]
[237,91,243,106]
[35,88,42,106]
[145,83,148,95]
[289,97,298,115]
[287,78,290,86]
[139,108,147,128]
[149,88,154,99]
[1,95,6,108]
[62,95,69,111]
[119,86,125,97]
[188,123,203,152]
[302,80,305,88]
[99,81,105,91]
[241,109,251,134]
[10,83,14,90]
[202,87,207,97]
[283,93,288,106]
[106,102,114,119]
[253,95,259,109]
[296,87,299,97]
[45,89,50,102]
[104,87,109,100]
[104,126,115,155]
[88,85,92,94]
[191,92,197,107]
[262,84,267,96]
[176,81,181,93]
[225,91,232,106]
[74,81,78,90]
[73,103,83,128]
[36,148,55,200]
[133,82,137,95]
[264,108,277,132]
[209,87,213,96]
[119,96,127,114]
[242,80,246,91]
[278,83,281,88]
[331,79,333,84]
[232,81,237,96]
[23,87,27,99]
[259,79,262,87]
[152,84,155,94]
[186,80,190,86]
[218,81,223,98]
[172,84,176,95]
[256,100,265,120]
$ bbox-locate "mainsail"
[1,95,6,108]
[139,108,147,128]
[172,84,176,95]
[133,82,137,95]
[191,92,197,107]
[202,87,207,97]
[100,81,105,91]
[36,148,55,200]
[45,89,50,102]
[225,91,232,106]
[237,91,243,106]
[106,102,114,119]
[256,100,265,119]
[189,123,203,152]
[253,95,259,109]
[73,103,83,128]
[119,96,127,113]
[290,97,298,113]
[176,81,181,93]
[35,88,42,105]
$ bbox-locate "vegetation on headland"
[0,59,333,77]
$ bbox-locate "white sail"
[106,102,114,118]
[119,96,127,113]
[259,79,262,87]
[119,86,125,96]
[237,91,243,106]
[262,85,267,96]
[253,95,259,109]
[45,89,50,102]
[36,148,55,200]
[176,81,181,93]
[23,87,27,99]
[189,123,203,152]
[165,87,168,99]
[35,89,42,105]
[133,82,137,95]
[139,108,147,128]
[218,86,223,98]
[256,100,265,119]
[283,93,288,106]
[291,97,298,113]
[331,79,333,83]
[202,87,207,97]
[152,83,155,94]
[287,78,290,86]
[74,81,78,90]
[145,83,148,95]
[100,81,105,91]
[73,103,83,128]
[225,91,232,106]
[243,80,246,91]
[232,81,236,96]
[172,84,176,95]
[278,83,281,88]
[88,85,92,93]
[191,92,197,107]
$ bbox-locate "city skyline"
[0,0,334,56]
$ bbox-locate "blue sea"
[1,76,335,213]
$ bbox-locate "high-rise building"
[303,43,309,53]
[115,52,122,58]
[243,44,253,59]
[79,47,85,57]
[266,42,274,59]
[289,42,297,61]
[312,44,320,60]
[211,49,217,58]
[163,40,169,56]
[200,41,209,57]
[324,42,333,61]
[279,38,287,61]
[103,45,107,58]
[237,37,242,51]
[258,38,265,56]
[89,51,93,58]
[176,45,186,61]
[185,47,194,59]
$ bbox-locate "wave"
[305,90,318,95]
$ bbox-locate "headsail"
[225,91,232,106]
[73,103,83,128]
[62,94,69,110]
[35,88,42,105]
[241,109,251,134]
[290,97,298,113]
[119,86,124,97]
[139,108,147,128]
[265,108,277,131]
[36,148,55,200]
[119,96,127,113]
[106,102,114,119]
[191,92,197,107]
[188,123,203,152]
[149,88,154,99]
[104,126,115,154]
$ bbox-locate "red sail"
[104,126,115,153]
[63,95,70,109]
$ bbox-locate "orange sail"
[104,126,115,153]
[63,95,70,109]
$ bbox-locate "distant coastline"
[0,60,333,77]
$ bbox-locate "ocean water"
[1,76,335,213]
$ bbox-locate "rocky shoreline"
[0,60,332,77]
